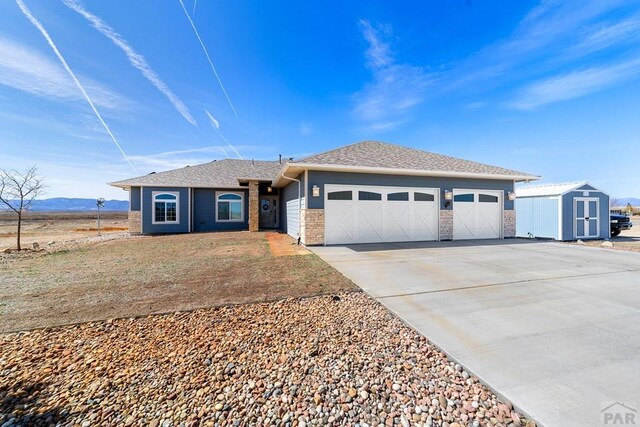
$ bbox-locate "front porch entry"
[259,196,280,229]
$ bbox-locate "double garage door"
[324,185,502,245]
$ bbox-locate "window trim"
[151,191,180,225]
[216,191,245,222]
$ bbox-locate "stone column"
[439,210,453,240]
[248,180,259,232]
[128,210,141,234]
[504,210,516,238]
[301,208,325,245]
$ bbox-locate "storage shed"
[515,182,610,241]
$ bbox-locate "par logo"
[602,402,637,425]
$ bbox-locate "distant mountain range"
[4,198,128,212]
[614,197,640,207]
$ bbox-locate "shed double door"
[574,197,599,238]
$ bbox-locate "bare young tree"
[0,166,46,251]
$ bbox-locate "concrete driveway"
[311,240,640,427]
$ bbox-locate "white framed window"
[216,191,244,222]
[152,191,179,224]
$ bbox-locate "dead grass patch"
[0,231,355,332]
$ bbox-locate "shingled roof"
[109,159,282,189]
[293,141,536,178]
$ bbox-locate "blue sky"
[1,0,639,200]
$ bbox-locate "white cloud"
[449,1,634,88]
[354,19,435,131]
[15,0,136,172]
[299,121,313,136]
[510,59,640,109]
[63,0,197,126]
[572,14,640,55]
[359,19,393,68]
[128,144,267,171]
[0,36,130,109]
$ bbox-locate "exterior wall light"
[267,186,273,193]
[443,190,453,208]
[508,191,516,201]
[312,185,320,197]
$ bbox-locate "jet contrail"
[192,0,198,15]
[63,0,197,127]
[205,110,242,159]
[177,0,239,118]
[16,0,136,171]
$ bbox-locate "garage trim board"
[324,184,440,245]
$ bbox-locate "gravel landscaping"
[0,292,532,427]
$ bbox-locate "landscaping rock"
[0,292,532,426]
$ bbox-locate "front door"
[574,197,599,238]
[259,196,279,229]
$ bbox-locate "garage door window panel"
[359,191,382,201]
[328,191,352,200]
[414,192,435,202]
[388,192,409,201]
[479,194,499,203]
[454,194,474,202]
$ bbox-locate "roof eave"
[236,177,275,183]
[108,182,250,190]
[272,163,540,186]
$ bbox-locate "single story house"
[110,141,539,245]
[515,182,610,241]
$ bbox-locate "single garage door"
[325,184,439,245]
[452,189,502,240]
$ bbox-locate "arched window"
[216,192,244,222]
[153,192,179,224]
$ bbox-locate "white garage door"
[452,189,502,240]
[325,185,439,245]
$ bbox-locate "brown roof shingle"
[295,141,536,178]
[109,159,281,188]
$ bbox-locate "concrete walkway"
[311,240,640,427]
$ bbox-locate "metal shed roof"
[516,182,592,197]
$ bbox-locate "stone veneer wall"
[248,181,259,232]
[439,210,453,240]
[128,210,141,234]
[301,208,325,245]
[504,210,516,238]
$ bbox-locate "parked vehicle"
[610,213,633,237]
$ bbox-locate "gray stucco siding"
[130,186,141,211]
[561,190,609,240]
[306,171,514,210]
[193,188,249,232]
[141,187,189,234]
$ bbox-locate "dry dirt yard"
[0,293,531,427]
[0,211,128,252]
[578,217,640,252]
[0,231,355,332]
